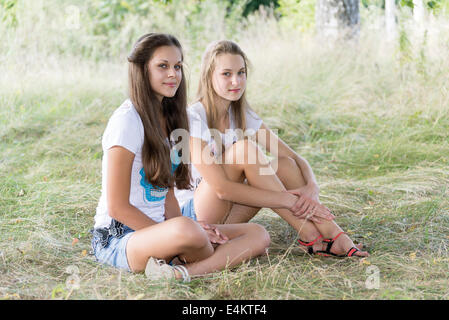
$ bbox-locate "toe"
[355,250,370,257]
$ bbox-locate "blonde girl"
[175,40,368,258]
[90,34,270,282]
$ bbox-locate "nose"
[168,67,176,78]
[231,75,238,86]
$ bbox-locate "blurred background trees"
[1,0,448,62]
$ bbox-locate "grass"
[1,5,449,300]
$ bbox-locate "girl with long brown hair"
[175,40,369,258]
[90,34,270,281]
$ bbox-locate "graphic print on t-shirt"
[139,168,168,202]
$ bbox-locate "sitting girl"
[175,40,369,258]
[90,34,270,282]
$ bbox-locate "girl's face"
[148,45,183,102]
[211,53,246,105]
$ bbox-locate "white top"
[94,99,172,229]
[174,101,263,208]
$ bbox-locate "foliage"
[0,0,18,27]
[276,0,315,32]
[229,0,279,16]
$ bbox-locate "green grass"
[1,5,449,300]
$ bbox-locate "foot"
[297,234,326,254]
[323,232,369,257]
[145,257,191,282]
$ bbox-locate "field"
[1,0,448,300]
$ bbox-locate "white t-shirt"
[174,101,263,208]
[94,99,173,229]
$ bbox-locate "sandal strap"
[322,232,346,253]
[346,247,359,257]
[323,231,345,243]
[297,235,322,246]
[298,235,323,255]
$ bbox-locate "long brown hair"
[197,40,251,131]
[127,33,191,189]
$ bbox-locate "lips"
[164,83,177,88]
[228,88,240,92]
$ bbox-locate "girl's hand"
[287,190,335,223]
[197,221,229,245]
[290,184,320,202]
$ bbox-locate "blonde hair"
[197,40,251,131]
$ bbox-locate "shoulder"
[243,106,263,132]
[186,101,211,141]
[187,101,207,119]
[110,99,142,125]
[107,100,143,133]
[245,106,261,121]
[102,99,144,153]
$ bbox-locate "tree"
[385,0,397,41]
[315,0,360,39]
[413,0,426,25]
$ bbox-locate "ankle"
[325,230,345,241]
[299,232,321,243]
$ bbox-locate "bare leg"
[194,140,326,239]
[225,156,323,252]
[126,216,214,272]
[126,216,270,277]
[270,156,367,255]
[194,140,368,256]
[184,223,270,277]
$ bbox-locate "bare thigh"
[193,164,246,224]
[126,216,213,272]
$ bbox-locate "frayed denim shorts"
[91,200,197,272]
[180,198,197,221]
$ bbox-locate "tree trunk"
[413,0,425,25]
[385,0,396,41]
[315,0,360,39]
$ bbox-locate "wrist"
[308,182,320,192]
[283,192,297,210]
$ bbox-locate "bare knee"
[169,216,209,250]
[273,156,296,175]
[272,156,305,185]
[246,223,271,255]
[226,139,268,166]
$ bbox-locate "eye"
[222,72,231,76]
[174,65,182,70]
[238,70,246,75]
[159,64,167,68]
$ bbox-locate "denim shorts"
[90,219,134,272]
[91,203,197,272]
[180,198,197,221]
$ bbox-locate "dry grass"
[1,2,449,300]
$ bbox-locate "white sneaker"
[144,257,191,282]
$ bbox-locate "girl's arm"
[256,122,320,201]
[164,187,182,220]
[107,146,157,230]
[190,136,298,210]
